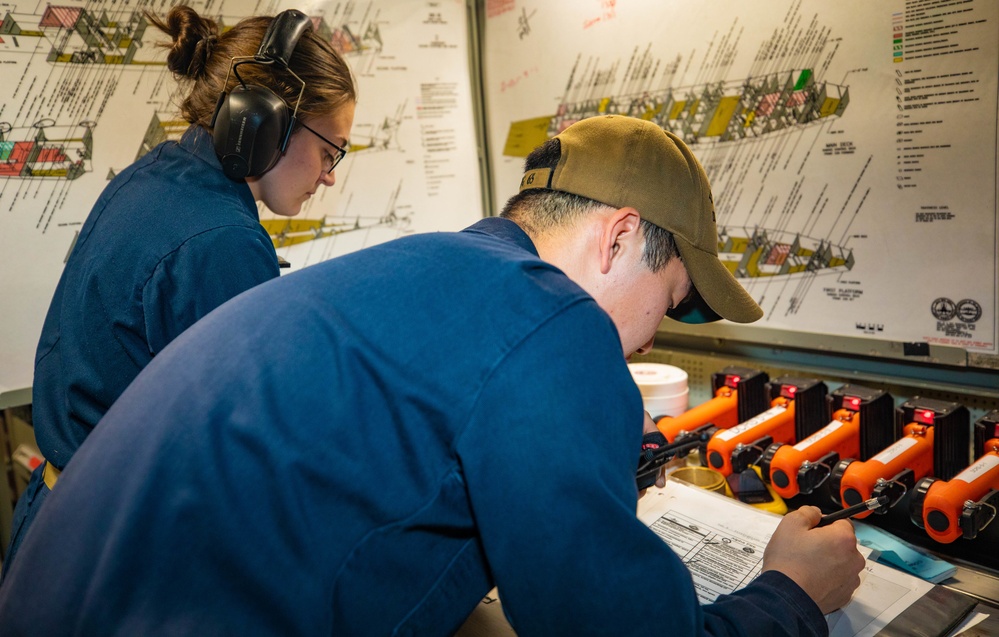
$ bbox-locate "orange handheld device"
[975,409,999,460]
[910,432,999,544]
[704,377,827,477]
[655,367,769,444]
[759,384,897,499]
[831,397,970,519]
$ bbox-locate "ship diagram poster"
[0,0,482,395]
[483,0,999,356]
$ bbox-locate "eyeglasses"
[299,121,349,174]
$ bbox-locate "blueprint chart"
[483,0,998,357]
[0,0,483,394]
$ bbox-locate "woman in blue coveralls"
[1,5,356,579]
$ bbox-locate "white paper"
[639,479,933,636]
[638,480,781,602]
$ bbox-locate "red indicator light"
[781,385,798,399]
[846,397,861,410]
[725,374,741,387]
[914,409,936,425]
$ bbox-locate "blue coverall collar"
[462,217,539,257]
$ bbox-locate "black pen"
[818,495,889,527]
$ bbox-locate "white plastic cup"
[642,390,690,419]
[628,363,689,399]
[628,363,690,418]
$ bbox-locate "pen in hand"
[817,495,890,527]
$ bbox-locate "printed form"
[638,479,935,637]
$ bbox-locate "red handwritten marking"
[500,66,540,92]
[500,77,521,92]
[486,0,516,19]
[583,0,616,29]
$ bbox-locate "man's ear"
[598,207,642,275]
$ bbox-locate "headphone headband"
[256,9,313,68]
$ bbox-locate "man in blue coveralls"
[0,115,863,636]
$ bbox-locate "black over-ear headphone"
[210,9,313,181]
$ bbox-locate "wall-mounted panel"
[0,0,484,397]
[482,0,999,365]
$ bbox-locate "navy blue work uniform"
[2,126,278,579]
[0,219,826,636]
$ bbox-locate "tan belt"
[43,461,61,490]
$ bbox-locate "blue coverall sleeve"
[141,225,279,354]
[455,301,826,637]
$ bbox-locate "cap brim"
[667,237,763,324]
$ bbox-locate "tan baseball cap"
[518,115,762,324]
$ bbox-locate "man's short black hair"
[500,137,680,272]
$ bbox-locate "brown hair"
[148,6,356,129]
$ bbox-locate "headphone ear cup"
[212,85,292,180]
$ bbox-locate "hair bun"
[157,6,221,79]
[187,32,220,78]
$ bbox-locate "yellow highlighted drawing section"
[669,101,686,120]
[259,219,346,248]
[641,104,663,121]
[819,97,842,118]
[705,96,741,137]
[503,115,555,158]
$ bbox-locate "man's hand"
[761,506,865,614]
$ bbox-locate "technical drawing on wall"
[1,0,483,396]
[504,65,849,156]
[1,5,158,66]
[0,119,92,180]
[499,5,860,303]
[501,26,859,307]
[484,0,998,354]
